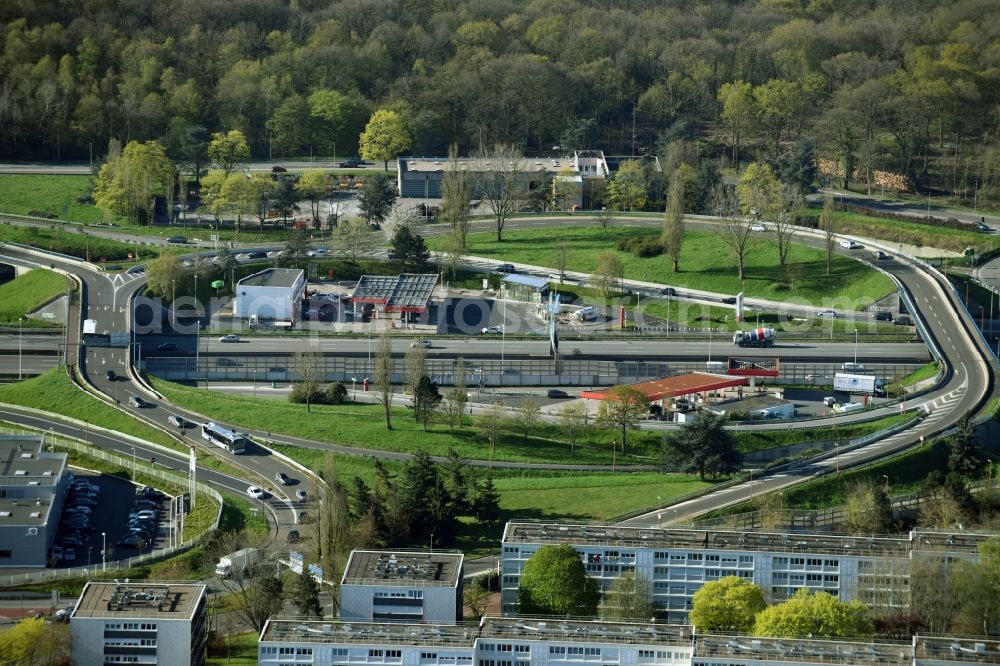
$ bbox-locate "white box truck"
[834,372,885,395]
[215,547,262,578]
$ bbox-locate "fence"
[0,426,223,588]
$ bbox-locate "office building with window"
[70,581,207,666]
[340,550,464,624]
[501,522,990,623]
[0,435,68,567]
[234,268,306,323]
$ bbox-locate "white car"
[839,239,860,249]
[816,309,837,317]
[219,334,240,343]
[247,485,266,500]
[481,325,503,335]
[410,339,432,348]
[749,223,767,232]
[296,489,307,501]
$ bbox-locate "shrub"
[327,382,349,404]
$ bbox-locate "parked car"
[274,472,290,486]
[116,535,143,549]
[157,342,177,351]
[247,485,266,500]
[128,395,147,408]
[873,311,892,321]
[50,546,64,561]
[218,334,240,343]
[166,236,187,244]
[105,369,116,381]
[547,389,570,399]
[62,548,76,562]
[338,157,363,168]
[894,315,913,326]
[59,533,84,546]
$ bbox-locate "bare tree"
[312,452,352,583]
[292,345,323,413]
[441,144,472,249]
[710,183,757,282]
[662,169,685,272]
[553,240,572,283]
[374,330,394,430]
[597,206,613,237]
[772,185,802,268]
[478,401,508,461]
[595,385,649,455]
[464,576,492,621]
[404,344,428,397]
[592,251,624,300]
[516,399,541,443]
[558,401,590,456]
[334,217,376,265]
[442,358,468,434]
[219,561,287,633]
[842,477,892,534]
[821,193,836,276]
[474,143,529,242]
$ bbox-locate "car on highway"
[842,362,865,371]
[721,297,737,304]
[496,263,516,273]
[547,389,570,399]
[167,415,186,428]
[894,315,913,326]
[410,338,432,349]
[105,369,116,381]
[287,529,300,544]
[271,165,288,172]
[749,223,767,232]
[839,239,860,249]
[116,535,143,549]
[246,251,267,259]
[660,287,677,296]
[166,236,187,244]
[157,343,177,351]
[481,325,503,335]
[816,309,837,317]
[274,472,290,485]
[247,485,266,500]
[306,248,330,257]
[128,395,147,408]
[296,489,307,501]
[219,334,240,343]
[872,250,889,260]
[338,157,364,168]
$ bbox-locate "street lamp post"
[853,328,859,366]
[88,546,93,567]
[18,317,23,380]
[367,321,372,371]
[351,377,357,400]
[101,532,106,572]
[131,447,136,475]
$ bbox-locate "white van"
[575,306,599,321]
[842,362,865,371]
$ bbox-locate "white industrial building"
[258,616,1000,666]
[0,435,68,567]
[70,581,207,666]
[501,522,989,623]
[340,549,464,624]
[234,268,305,323]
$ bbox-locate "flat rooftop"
[914,636,1000,664]
[503,523,990,558]
[260,616,691,648]
[342,550,463,588]
[73,582,206,620]
[0,438,65,486]
[581,372,748,402]
[0,497,54,526]
[694,634,910,666]
[401,156,582,175]
[238,268,303,289]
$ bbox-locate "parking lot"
[51,472,171,568]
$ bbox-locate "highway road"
[0,246,304,538]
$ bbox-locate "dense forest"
[1,0,1000,201]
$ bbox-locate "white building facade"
[0,435,68,567]
[501,522,988,623]
[234,268,305,323]
[70,582,207,666]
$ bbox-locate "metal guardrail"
[0,426,223,588]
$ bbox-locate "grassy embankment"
[0,268,69,327]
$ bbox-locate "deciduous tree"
[145,252,185,301]
[599,572,655,621]
[478,401,508,461]
[357,172,397,225]
[591,251,624,300]
[557,401,589,456]
[690,576,766,632]
[711,183,757,282]
[295,170,329,226]
[515,399,540,443]
[607,159,648,211]
[334,217,375,265]
[359,109,411,171]
[0,616,70,666]
[473,143,530,242]
[518,544,599,617]
[293,569,324,618]
[662,167,688,272]
[208,129,250,177]
[374,331,394,430]
[596,385,649,455]
[753,588,873,639]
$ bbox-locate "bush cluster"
[615,235,664,258]
[289,382,349,406]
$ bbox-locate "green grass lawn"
[434,226,896,308]
[817,209,1000,255]
[0,268,69,326]
[0,174,106,223]
[0,222,162,264]
[208,632,258,665]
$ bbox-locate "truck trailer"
[833,372,885,395]
[215,547,262,578]
[732,327,775,347]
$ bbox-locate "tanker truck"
[732,327,775,348]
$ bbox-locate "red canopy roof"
[579,372,748,402]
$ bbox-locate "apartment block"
[70,581,207,666]
[501,522,990,623]
[258,616,1000,666]
[340,550,465,624]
